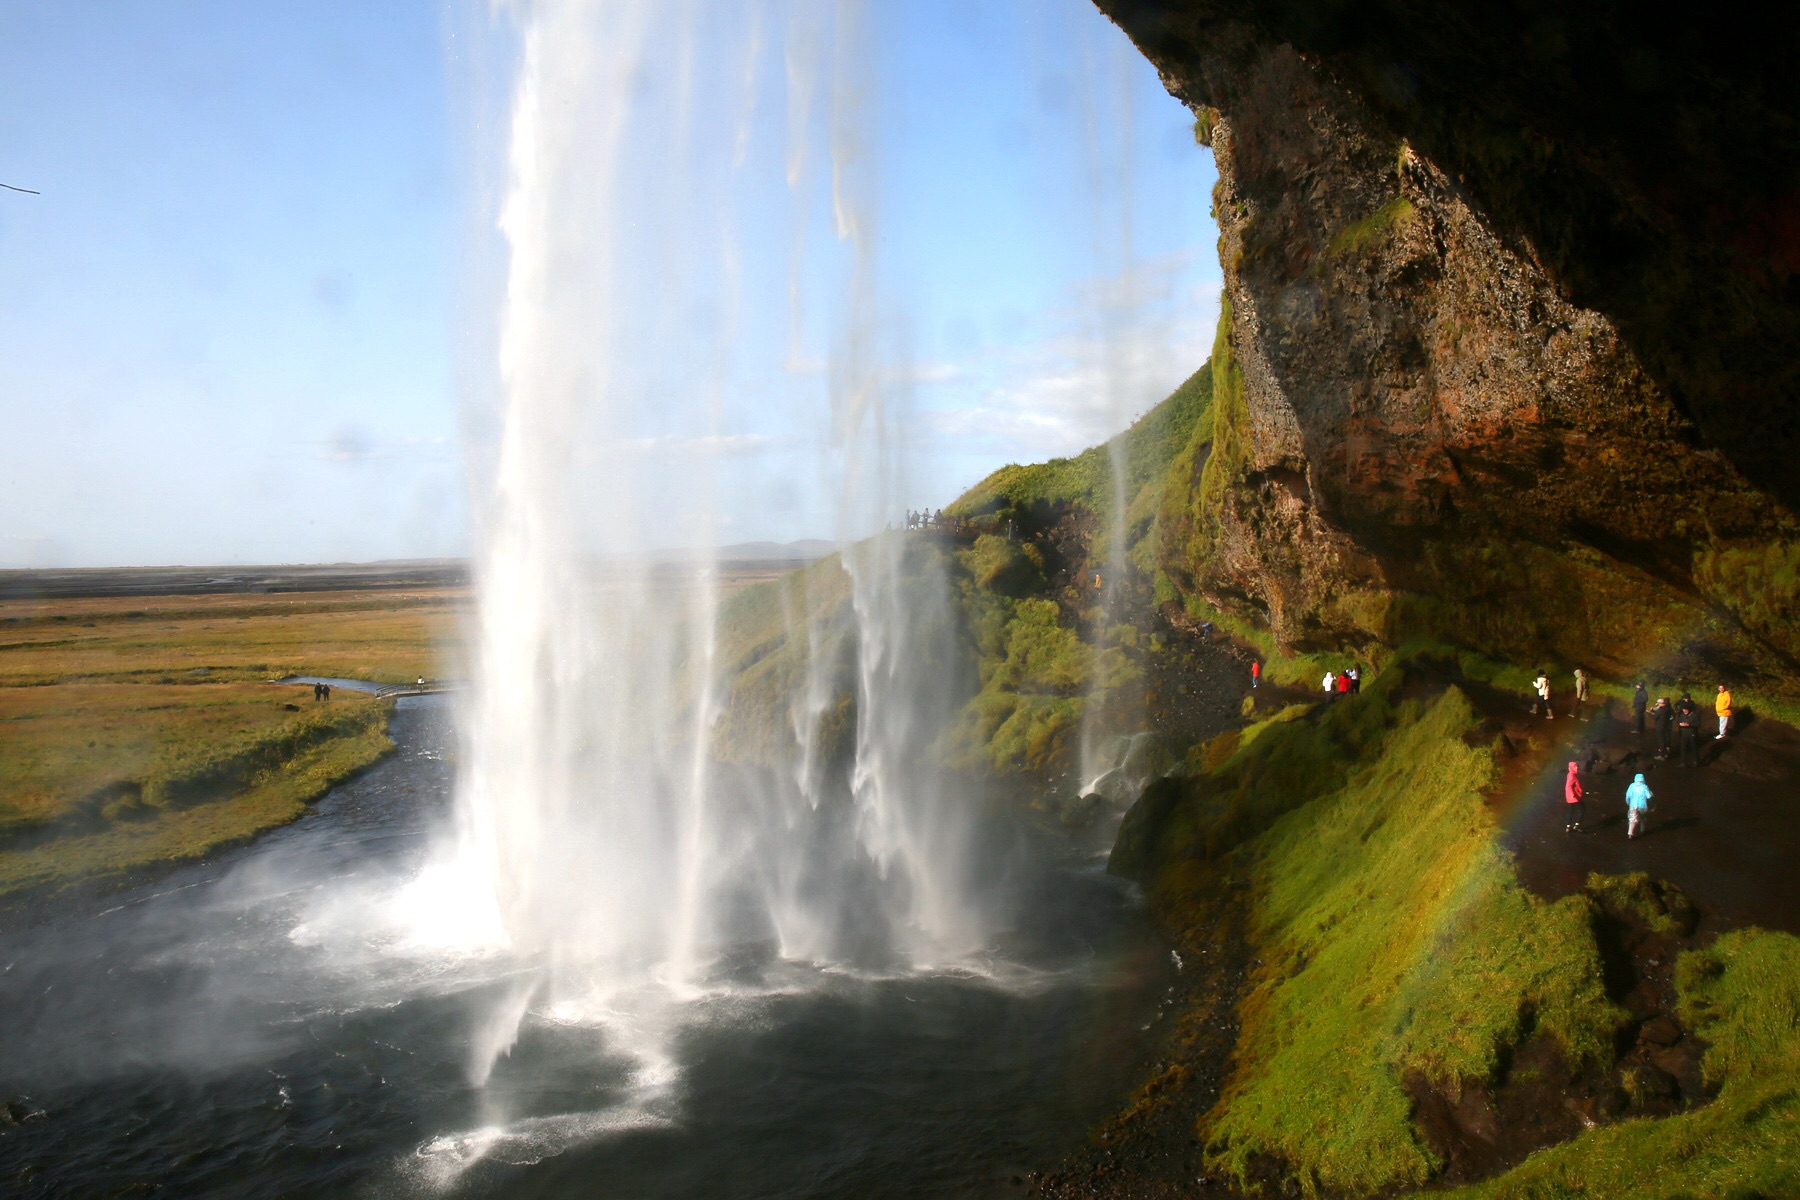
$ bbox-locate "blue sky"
[0,0,1216,566]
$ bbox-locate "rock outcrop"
[1101,2,1800,683]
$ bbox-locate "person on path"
[1535,671,1554,719]
[1625,773,1653,840]
[1336,671,1351,697]
[1322,670,1336,699]
[1574,668,1590,715]
[312,682,322,701]
[1716,684,1733,739]
[1349,666,1362,694]
[1652,697,1674,759]
[1564,761,1585,833]
[1632,682,1649,735]
[1675,694,1700,767]
[1250,660,1261,689]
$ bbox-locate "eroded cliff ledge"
[1102,2,1800,684]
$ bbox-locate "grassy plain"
[0,587,465,906]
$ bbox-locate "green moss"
[712,555,857,767]
[1443,929,1800,1199]
[1193,106,1219,147]
[1204,688,1621,1196]
[964,533,1046,598]
[1585,871,1698,937]
[945,595,1100,775]
[1325,195,1416,258]
[1694,537,1800,663]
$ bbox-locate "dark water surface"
[0,701,1170,1198]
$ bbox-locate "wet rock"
[0,1099,35,1129]
[1637,1015,1682,1047]
[1108,778,1187,883]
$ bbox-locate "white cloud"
[910,253,1221,464]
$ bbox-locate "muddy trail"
[1027,663,1800,1199]
[1496,699,1800,936]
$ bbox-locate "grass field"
[0,587,466,907]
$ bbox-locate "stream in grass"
[0,697,1173,1198]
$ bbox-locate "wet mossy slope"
[1113,669,1800,1197]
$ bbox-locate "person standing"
[1574,668,1590,716]
[1250,660,1261,690]
[1652,697,1674,758]
[1625,773,1653,840]
[1349,665,1362,693]
[1336,671,1351,698]
[1323,670,1336,699]
[1564,761,1585,832]
[1535,671,1554,719]
[1632,682,1649,735]
[1675,694,1700,767]
[1716,684,1733,739]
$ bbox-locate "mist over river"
[0,698,1174,1198]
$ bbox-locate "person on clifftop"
[1534,671,1554,719]
[1349,665,1362,693]
[1653,697,1674,759]
[1336,671,1351,698]
[1632,682,1649,735]
[1322,669,1336,699]
[1625,773,1653,840]
[1250,660,1260,689]
[1564,761,1585,833]
[1716,684,1734,739]
[1675,694,1700,767]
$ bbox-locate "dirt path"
[1499,702,1800,935]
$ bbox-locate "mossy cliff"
[712,367,1235,783]
[1091,4,1800,697]
[1103,668,1800,1198]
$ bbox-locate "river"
[0,698,1173,1198]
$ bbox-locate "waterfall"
[431,0,992,1088]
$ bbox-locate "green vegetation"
[1201,685,1618,1195]
[1158,298,1245,607]
[952,359,1213,553]
[1325,194,1416,258]
[0,698,390,906]
[1443,929,1800,1199]
[933,365,1217,775]
[0,587,460,905]
[0,589,462,687]
[1695,536,1800,664]
[711,553,856,767]
[948,593,1097,774]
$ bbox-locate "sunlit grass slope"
[1443,928,1800,1198]
[1123,666,1800,1197]
[940,365,1213,774]
[1201,685,1618,1194]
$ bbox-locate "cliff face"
[1099,0,1800,515]
[1106,8,1800,682]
